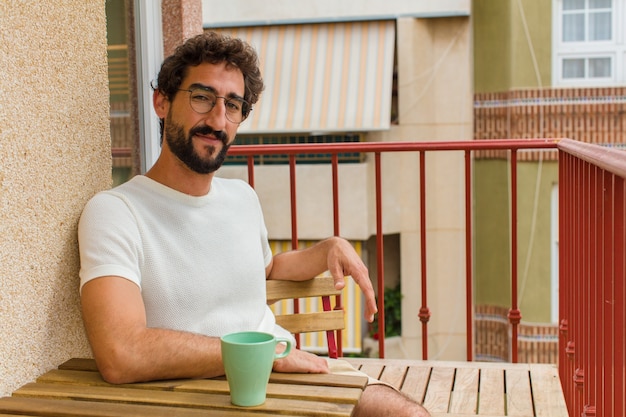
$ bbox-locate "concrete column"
[384,16,473,360]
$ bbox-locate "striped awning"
[212,21,396,134]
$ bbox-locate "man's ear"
[153,89,169,119]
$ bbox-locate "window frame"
[552,0,625,86]
[135,0,164,173]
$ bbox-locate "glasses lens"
[224,98,246,123]
[186,88,249,123]
[189,89,216,114]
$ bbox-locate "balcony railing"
[558,140,626,417]
[223,138,625,416]
[112,138,625,413]
[227,139,554,358]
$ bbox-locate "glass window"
[563,58,586,78]
[562,0,612,42]
[589,11,611,40]
[563,14,585,41]
[589,57,611,77]
[590,0,611,8]
[564,0,585,10]
[562,57,612,79]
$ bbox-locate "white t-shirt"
[78,175,294,342]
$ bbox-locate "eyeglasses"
[177,87,251,124]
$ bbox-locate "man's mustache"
[189,126,228,144]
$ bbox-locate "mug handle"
[274,337,293,360]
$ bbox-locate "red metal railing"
[116,136,625,414]
[228,138,559,360]
[558,139,626,417]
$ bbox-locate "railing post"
[374,152,385,358]
[246,155,255,187]
[464,150,473,361]
[418,151,430,360]
[288,155,301,349]
[331,154,343,357]
[614,176,625,417]
[509,150,521,363]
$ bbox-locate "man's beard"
[164,117,231,174]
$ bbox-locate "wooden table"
[346,358,568,417]
[0,358,368,417]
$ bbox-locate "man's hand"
[268,237,379,324]
[326,238,378,323]
[272,348,330,374]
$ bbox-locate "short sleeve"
[78,191,143,292]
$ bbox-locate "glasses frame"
[177,87,251,124]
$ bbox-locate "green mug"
[220,331,293,406]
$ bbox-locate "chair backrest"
[266,276,345,358]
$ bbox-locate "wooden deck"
[346,358,568,417]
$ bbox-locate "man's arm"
[266,236,378,323]
[81,276,224,384]
[82,276,330,383]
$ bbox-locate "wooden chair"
[266,276,344,358]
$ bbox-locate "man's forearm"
[91,326,224,384]
[268,237,341,281]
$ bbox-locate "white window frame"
[550,184,559,324]
[552,0,626,86]
[134,0,164,173]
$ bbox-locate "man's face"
[159,62,245,174]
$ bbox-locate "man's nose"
[203,99,228,131]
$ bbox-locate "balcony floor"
[346,358,568,416]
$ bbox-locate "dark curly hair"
[155,31,264,118]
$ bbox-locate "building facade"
[473,0,626,362]
[202,0,474,360]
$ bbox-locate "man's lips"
[190,127,228,145]
[195,133,220,142]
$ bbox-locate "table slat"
[377,364,409,388]
[37,369,228,392]
[52,359,367,390]
[269,372,368,389]
[13,382,356,417]
[37,368,365,403]
[477,368,505,415]
[58,358,98,372]
[0,396,255,417]
[400,365,431,404]
[505,369,534,416]
[354,362,384,380]
[529,364,569,417]
[449,367,479,415]
[422,366,455,414]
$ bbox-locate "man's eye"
[225,100,242,112]
[192,93,213,103]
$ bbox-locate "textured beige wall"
[0,2,111,396]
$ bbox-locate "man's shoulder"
[83,176,144,212]
[213,176,255,194]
